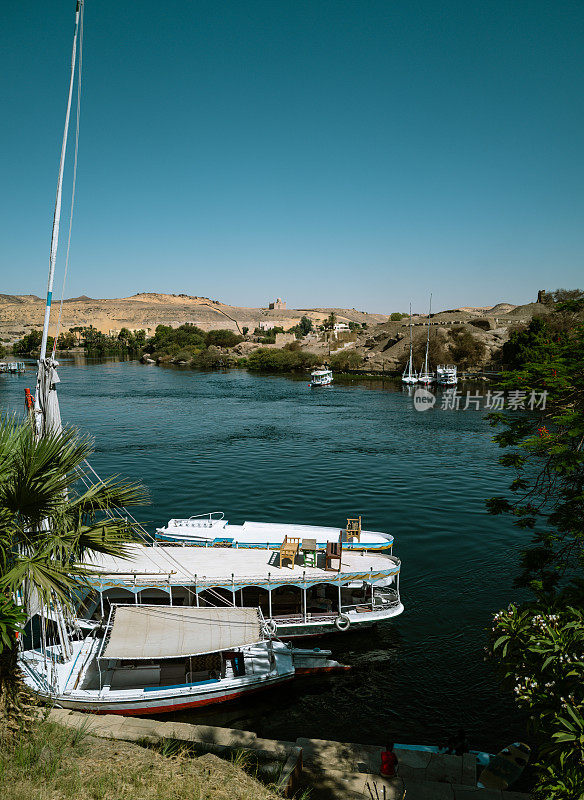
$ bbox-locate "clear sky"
[2,0,583,313]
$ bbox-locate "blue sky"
[1,0,583,313]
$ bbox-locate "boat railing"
[95,565,398,592]
[166,512,225,528]
[373,588,401,606]
[272,612,338,624]
[187,511,224,521]
[20,656,55,695]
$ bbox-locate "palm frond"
[68,474,149,514]
[0,554,77,606]
[0,419,150,608]
[1,427,94,526]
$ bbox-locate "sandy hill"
[502,301,552,318]
[0,292,390,341]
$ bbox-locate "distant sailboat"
[418,294,434,384]
[402,304,418,385]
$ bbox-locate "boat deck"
[86,545,400,591]
[157,519,393,549]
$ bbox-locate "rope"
[53,0,84,354]
[77,461,232,608]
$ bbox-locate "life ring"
[265,619,278,636]
[335,614,351,632]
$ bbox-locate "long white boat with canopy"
[81,543,403,638]
[21,603,346,715]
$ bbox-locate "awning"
[101,605,263,660]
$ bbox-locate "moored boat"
[417,294,435,384]
[20,605,347,715]
[402,304,418,385]
[436,364,458,385]
[80,543,403,638]
[154,513,393,552]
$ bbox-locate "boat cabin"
[81,543,403,638]
[309,368,333,386]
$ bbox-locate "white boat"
[402,304,418,385]
[310,368,333,386]
[20,605,347,715]
[436,364,458,385]
[155,513,394,552]
[80,543,404,639]
[0,361,26,374]
[417,294,435,385]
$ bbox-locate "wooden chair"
[279,536,300,569]
[301,538,317,567]
[325,535,342,572]
[345,516,362,542]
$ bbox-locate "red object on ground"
[380,749,398,778]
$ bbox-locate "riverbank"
[37,709,532,800]
[0,717,277,800]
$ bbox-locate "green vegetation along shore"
[485,291,584,799]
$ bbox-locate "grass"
[0,719,280,800]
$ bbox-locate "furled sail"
[34,358,63,437]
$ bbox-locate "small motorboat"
[310,368,333,387]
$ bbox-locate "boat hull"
[152,533,392,551]
[26,673,295,716]
[272,603,404,638]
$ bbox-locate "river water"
[0,359,528,750]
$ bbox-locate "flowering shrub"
[489,601,584,798]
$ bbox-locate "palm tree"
[0,416,148,718]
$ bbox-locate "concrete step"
[300,767,529,800]
[296,739,476,786]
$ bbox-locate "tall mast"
[30,2,84,663]
[423,293,432,375]
[408,303,413,377]
[39,1,82,363]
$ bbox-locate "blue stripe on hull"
[152,534,391,550]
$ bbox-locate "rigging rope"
[53,0,84,354]
[77,461,233,608]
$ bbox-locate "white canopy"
[101,605,263,660]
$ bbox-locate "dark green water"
[0,360,528,750]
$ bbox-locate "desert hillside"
[297,299,551,371]
[0,292,389,342]
[0,291,553,372]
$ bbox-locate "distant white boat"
[310,368,333,386]
[436,364,458,385]
[418,294,435,385]
[402,303,418,384]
